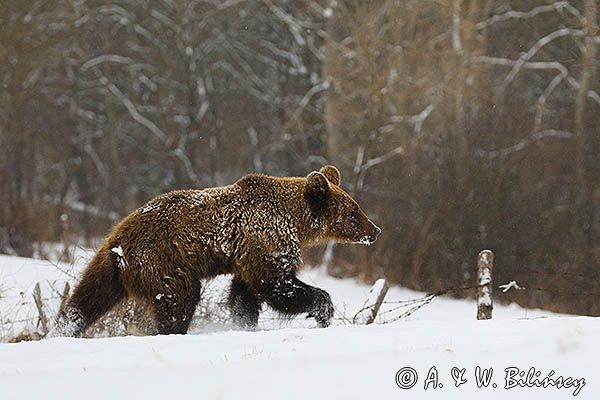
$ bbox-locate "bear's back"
[107,189,224,277]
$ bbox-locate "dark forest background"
[1,0,598,315]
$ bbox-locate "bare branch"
[534,71,567,131]
[475,1,581,30]
[361,146,404,172]
[288,80,330,124]
[452,0,462,52]
[390,104,436,135]
[477,129,573,159]
[99,76,168,142]
[261,0,306,46]
[172,141,199,184]
[503,28,584,86]
[80,54,132,72]
[472,56,600,106]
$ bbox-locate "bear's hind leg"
[263,276,334,328]
[228,276,260,329]
[52,248,126,337]
[152,280,201,335]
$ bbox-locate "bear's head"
[305,165,381,245]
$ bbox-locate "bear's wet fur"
[53,165,380,336]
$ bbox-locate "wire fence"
[1,248,598,342]
[347,251,600,324]
[498,268,600,297]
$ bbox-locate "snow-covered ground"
[1,253,598,399]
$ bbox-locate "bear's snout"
[358,220,380,245]
[371,223,381,240]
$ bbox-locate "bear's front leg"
[228,276,260,329]
[238,247,334,328]
[263,276,334,328]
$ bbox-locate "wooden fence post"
[354,279,389,325]
[477,250,494,320]
[33,282,49,335]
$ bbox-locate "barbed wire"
[497,268,600,296]
[370,276,600,324]
[510,269,600,279]
[2,256,599,342]
[377,285,482,324]
[519,287,600,297]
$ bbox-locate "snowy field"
[0,252,598,399]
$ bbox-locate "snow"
[479,267,491,285]
[0,254,76,340]
[478,285,492,306]
[499,280,525,293]
[110,246,123,257]
[111,246,127,270]
[140,203,159,213]
[1,253,598,399]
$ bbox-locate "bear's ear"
[305,171,330,202]
[319,165,341,186]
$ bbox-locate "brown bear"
[52,165,380,336]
